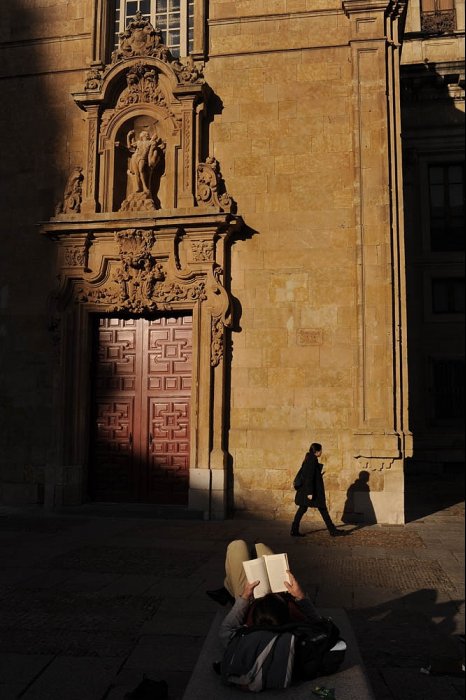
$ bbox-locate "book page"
[263,553,290,593]
[242,557,271,599]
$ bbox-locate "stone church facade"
[0,1,463,524]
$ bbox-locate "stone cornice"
[208,10,343,26]
[40,211,242,239]
[343,0,405,16]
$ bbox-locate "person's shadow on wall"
[341,470,377,528]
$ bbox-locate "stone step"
[183,607,376,700]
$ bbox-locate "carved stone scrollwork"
[112,229,163,309]
[117,62,167,110]
[84,65,104,91]
[64,247,85,267]
[77,286,120,307]
[111,11,203,85]
[77,272,207,313]
[154,280,207,304]
[209,264,232,367]
[112,12,171,63]
[75,228,212,313]
[191,240,215,262]
[207,265,233,327]
[197,157,235,213]
[117,228,156,269]
[55,167,84,215]
[63,238,91,270]
[172,55,204,85]
[421,10,456,33]
[211,317,225,367]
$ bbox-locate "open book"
[242,553,291,599]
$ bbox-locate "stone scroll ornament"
[207,265,233,367]
[55,167,84,215]
[197,157,235,213]
[84,65,103,91]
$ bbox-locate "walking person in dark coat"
[291,443,345,537]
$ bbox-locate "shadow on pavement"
[404,465,465,522]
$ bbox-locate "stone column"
[344,0,411,523]
[177,97,198,208]
[81,105,100,213]
[186,226,232,519]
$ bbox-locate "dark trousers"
[292,504,336,533]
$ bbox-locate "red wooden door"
[143,317,192,504]
[90,315,192,504]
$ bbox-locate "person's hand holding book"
[241,579,260,600]
[284,571,306,601]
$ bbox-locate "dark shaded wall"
[401,59,465,472]
[0,1,92,503]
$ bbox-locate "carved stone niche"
[71,14,223,215]
[40,16,242,519]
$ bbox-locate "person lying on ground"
[207,539,346,692]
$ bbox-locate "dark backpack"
[221,618,345,689]
[292,617,346,680]
[293,466,304,489]
[221,626,295,690]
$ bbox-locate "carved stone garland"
[70,227,231,367]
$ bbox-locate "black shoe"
[250,540,259,558]
[206,587,235,606]
[290,529,306,537]
[330,529,346,537]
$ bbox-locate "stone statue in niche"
[120,128,166,212]
[127,129,165,193]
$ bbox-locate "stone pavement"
[0,477,464,700]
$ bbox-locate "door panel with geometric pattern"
[90,315,192,504]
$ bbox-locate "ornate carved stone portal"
[40,13,242,518]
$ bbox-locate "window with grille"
[114,0,195,58]
[431,358,465,422]
[428,163,465,252]
[421,0,456,32]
